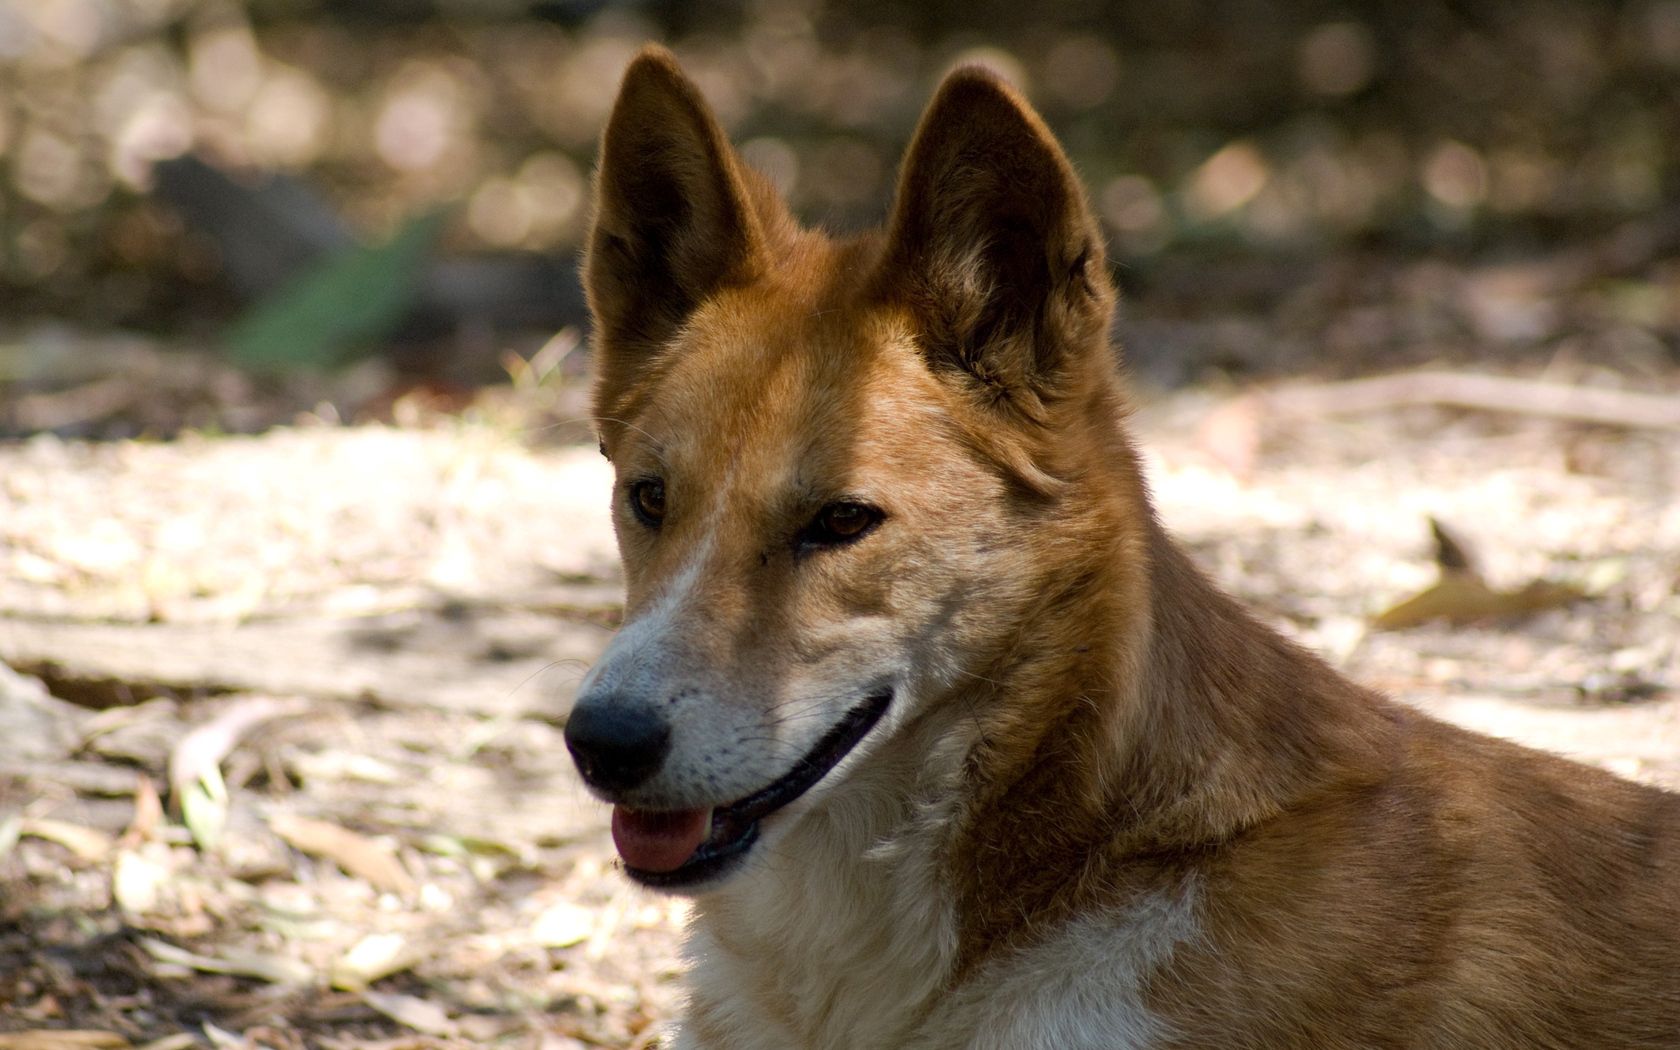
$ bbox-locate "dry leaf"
[269,813,416,896]
[0,1034,129,1050]
[362,991,457,1037]
[178,769,228,853]
[113,849,171,915]
[330,932,414,991]
[1374,517,1586,630]
[18,818,112,862]
[1428,517,1481,578]
[416,832,529,863]
[0,813,22,858]
[197,1025,244,1050]
[531,901,595,948]
[138,936,314,985]
[1374,575,1584,630]
[120,775,164,847]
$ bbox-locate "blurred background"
[3,0,1679,436]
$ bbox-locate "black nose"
[563,697,672,793]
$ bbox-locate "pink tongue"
[611,806,713,872]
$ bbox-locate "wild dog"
[563,45,1680,1050]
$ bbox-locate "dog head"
[566,46,1137,892]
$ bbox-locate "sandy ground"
[1,366,1677,1047]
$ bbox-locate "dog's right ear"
[875,66,1112,427]
[584,46,767,411]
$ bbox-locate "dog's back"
[569,46,1680,1049]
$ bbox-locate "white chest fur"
[674,784,960,1050]
[670,787,1199,1050]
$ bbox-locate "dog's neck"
[944,455,1398,976]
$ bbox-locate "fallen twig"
[1265,370,1680,431]
[169,695,310,849]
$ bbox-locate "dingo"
[564,46,1680,1049]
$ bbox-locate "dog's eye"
[629,478,666,526]
[802,501,883,549]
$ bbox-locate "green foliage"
[224,210,448,373]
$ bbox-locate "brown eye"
[801,501,883,550]
[629,478,665,526]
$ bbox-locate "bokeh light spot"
[15,126,89,209]
[1185,140,1270,220]
[1041,35,1120,110]
[468,177,530,247]
[189,25,263,114]
[1297,22,1376,98]
[740,137,799,197]
[246,66,331,169]
[516,151,586,247]
[1422,140,1487,209]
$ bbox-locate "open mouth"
[613,690,892,889]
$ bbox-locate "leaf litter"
[0,347,1676,1047]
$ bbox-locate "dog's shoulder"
[907,878,1201,1050]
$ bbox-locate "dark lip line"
[627,689,893,889]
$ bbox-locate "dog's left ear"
[876,67,1113,420]
[585,46,771,418]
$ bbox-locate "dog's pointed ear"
[584,46,768,400]
[876,67,1113,420]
